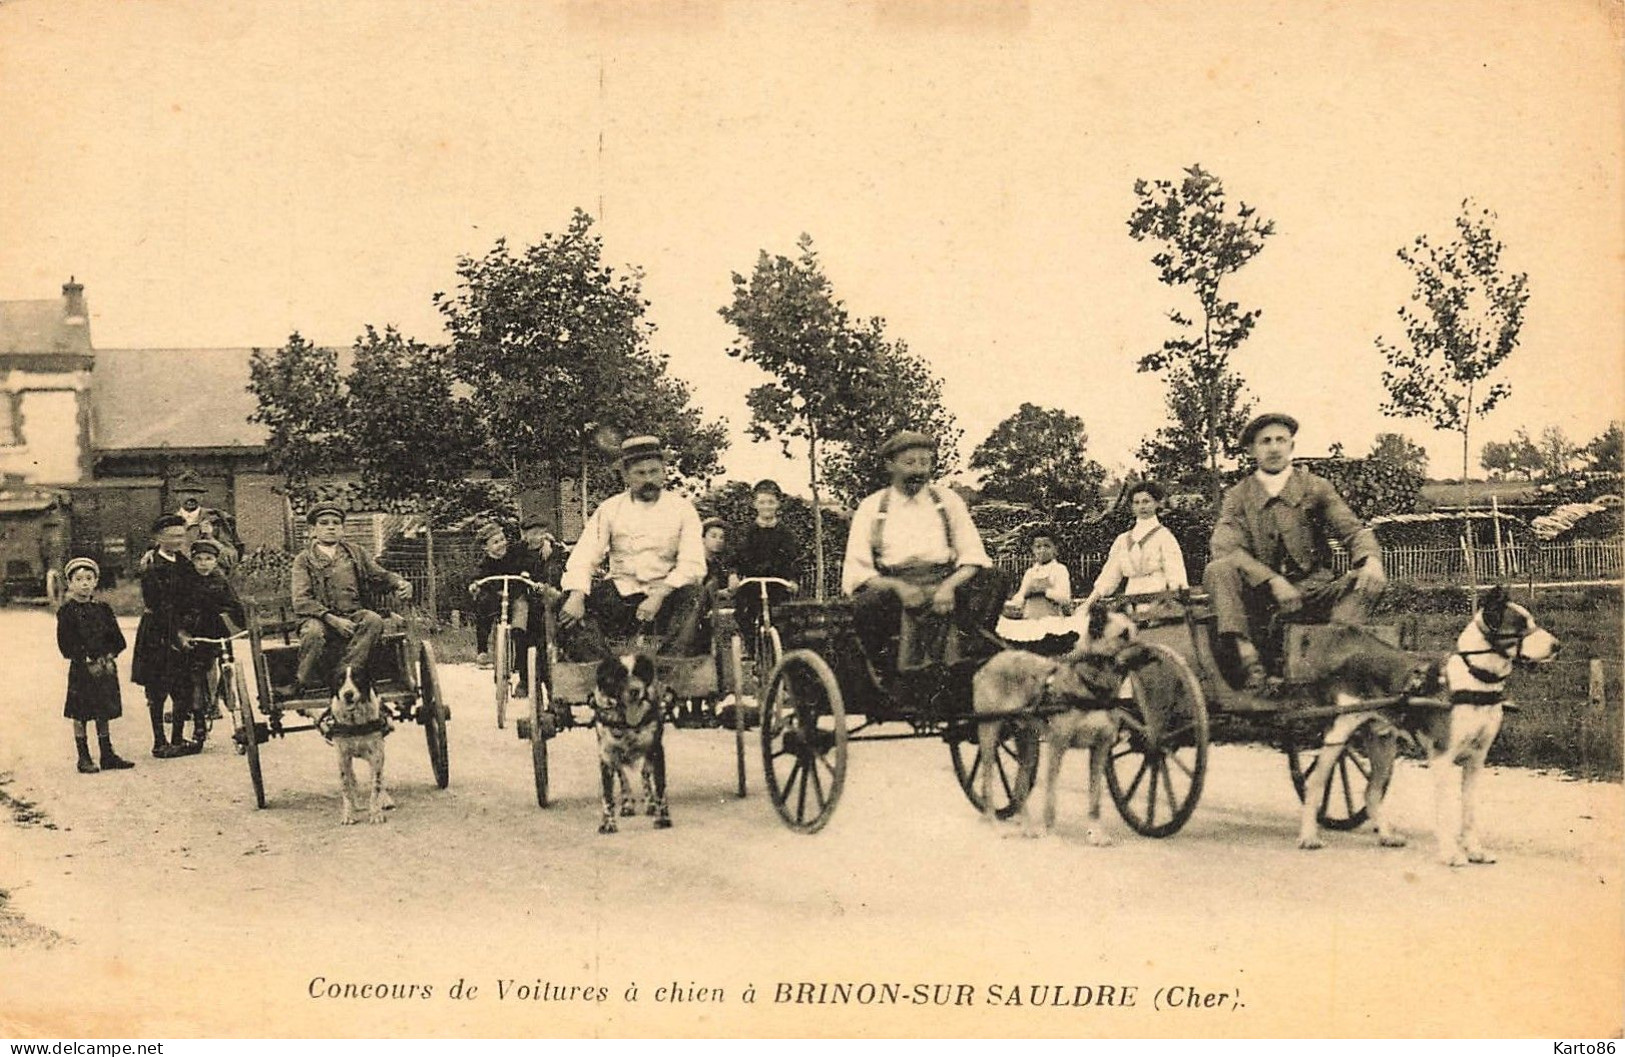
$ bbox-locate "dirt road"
[1,608,1619,1038]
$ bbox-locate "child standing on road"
[132,514,199,758]
[56,557,135,773]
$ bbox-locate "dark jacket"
[131,550,194,687]
[291,540,408,619]
[184,570,247,639]
[470,549,536,613]
[732,522,801,582]
[57,598,127,721]
[1209,467,1382,588]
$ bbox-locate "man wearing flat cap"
[291,502,413,691]
[558,435,707,659]
[842,430,1003,680]
[1204,413,1386,690]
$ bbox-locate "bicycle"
[468,573,539,730]
[179,628,253,767]
[723,575,797,795]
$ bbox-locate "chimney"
[62,277,86,323]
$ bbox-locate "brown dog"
[327,664,392,825]
[973,610,1144,844]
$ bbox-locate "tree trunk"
[1461,382,1477,595]
[808,425,826,602]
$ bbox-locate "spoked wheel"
[236,685,265,809]
[1106,642,1209,838]
[950,718,1039,820]
[419,641,450,789]
[1287,719,1373,831]
[529,651,550,808]
[760,650,847,833]
[493,626,511,730]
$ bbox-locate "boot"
[149,698,169,756]
[76,734,98,774]
[98,732,135,770]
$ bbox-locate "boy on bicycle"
[178,538,247,745]
[468,524,537,697]
[729,479,801,641]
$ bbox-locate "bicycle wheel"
[493,624,511,730]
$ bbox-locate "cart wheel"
[420,640,450,789]
[493,626,510,730]
[227,663,252,755]
[1287,720,1373,831]
[237,683,265,809]
[950,718,1039,820]
[760,650,846,833]
[1106,642,1208,838]
[529,651,550,808]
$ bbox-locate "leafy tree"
[721,236,959,593]
[1480,428,1541,480]
[1377,200,1530,502]
[1368,432,1430,478]
[246,332,348,500]
[435,209,727,505]
[970,403,1106,510]
[1128,165,1274,502]
[1536,425,1579,480]
[1584,421,1623,473]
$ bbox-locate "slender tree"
[246,333,349,501]
[1128,164,1274,502]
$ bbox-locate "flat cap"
[305,502,346,525]
[189,539,222,557]
[1238,413,1299,448]
[520,514,552,533]
[701,516,727,533]
[152,514,187,533]
[618,435,666,464]
[879,430,935,460]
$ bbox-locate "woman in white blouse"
[1080,481,1188,610]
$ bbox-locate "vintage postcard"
[1,0,1621,1040]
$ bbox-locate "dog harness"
[871,485,957,576]
[318,713,392,740]
[1450,613,1522,706]
[593,695,660,734]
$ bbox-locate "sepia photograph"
[1,0,1621,1040]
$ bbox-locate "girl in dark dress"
[56,558,134,773]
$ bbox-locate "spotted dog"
[591,654,671,834]
[1298,586,1559,864]
[326,663,393,825]
[973,610,1148,844]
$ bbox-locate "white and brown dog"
[1298,586,1559,864]
[592,654,671,834]
[327,664,393,825]
[973,610,1147,844]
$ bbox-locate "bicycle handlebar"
[184,632,248,647]
[469,574,538,589]
[735,576,798,593]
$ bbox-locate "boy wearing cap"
[516,518,566,591]
[729,479,801,640]
[179,539,248,735]
[291,504,413,691]
[1204,413,1387,691]
[558,435,707,659]
[56,557,135,773]
[467,525,537,694]
[131,515,200,757]
[842,430,1003,681]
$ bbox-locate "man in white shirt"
[559,436,708,660]
[842,431,1004,679]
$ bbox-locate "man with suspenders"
[841,431,1005,682]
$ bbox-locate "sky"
[2,0,1621,494]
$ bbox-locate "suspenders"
[870,486,956,573]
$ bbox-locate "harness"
[318,713,392,740]
[592,694,661,735]
[871,485,956,576]
[1450,613,1525,706]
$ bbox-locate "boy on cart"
[290,503,413,692]
[842,430,1004,686]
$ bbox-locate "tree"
[1368,432,1430,478]
[1480,428,1541,480]
[1583,421,1623,473]
[1135,366,1254,489]
[1536,425,1579,481]
[435,209,727,507]
[1377,200,1531,501]
[246,332,349,500]
[721,236,959,593]
[970,403,1106,510]
[1128,164,1274,502]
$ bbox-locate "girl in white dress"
[1079,481,1188,612]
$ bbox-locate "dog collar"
[1449,688,1506,706]
[1456,649,1510,686]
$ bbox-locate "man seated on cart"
[1203,412,1387,692]
[841,430,1004,685]
[290,502,414,693]
[557,435,708,661]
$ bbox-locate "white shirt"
[1090,517,1188,597]
[1255,468,1290,498]
[841,484,991,596]
[561,490,706,597]
[1007,560,1072,619]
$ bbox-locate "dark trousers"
[297,609,385,689]
[852,565,1005,673]
[733,581,792,643]
[560,580,705,661]
[1203,557,1373,642]
[144,667,195,745]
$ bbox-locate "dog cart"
[514,603,751,808]
[752,597,1208,834]
[237,595,450,809]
